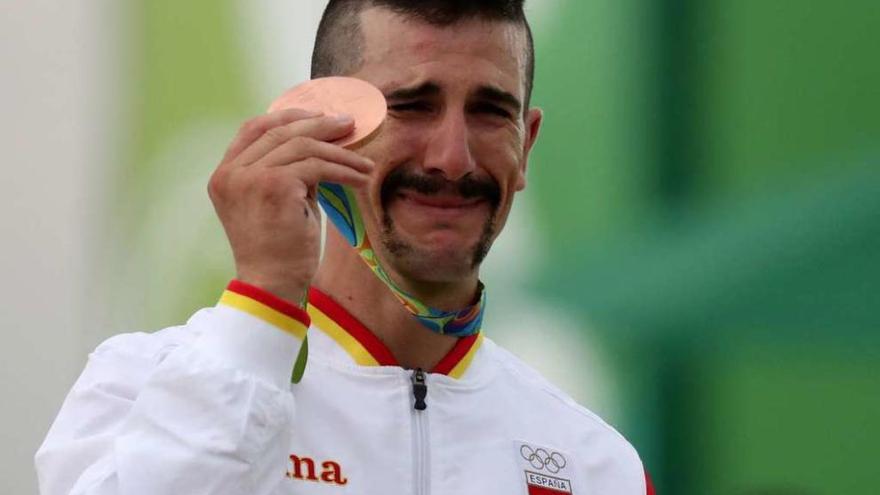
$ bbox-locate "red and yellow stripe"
[219,280,310,339]
[433,333,484,379]
[307,287,483,378]
[307,287,396,367]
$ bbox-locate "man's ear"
[515,107,544,191]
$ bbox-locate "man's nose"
[422,110,476,182]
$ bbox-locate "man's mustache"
[380,168,501,210]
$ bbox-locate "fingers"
[298,158,371,187]
[256,137,374,173]
[212,111,371,217]
[222,108,324,163]
[233,114,356,168]
[268,158,371,190]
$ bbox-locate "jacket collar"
[306,287,483,379]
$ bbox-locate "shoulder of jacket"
[483,339,643,462]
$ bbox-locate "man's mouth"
[398,191,486,209]
[393,191,489,224]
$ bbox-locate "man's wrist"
[199,280,309,388]
[233,275,309,309]
[219,280,311,339]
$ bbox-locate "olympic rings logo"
[520,445,567,474]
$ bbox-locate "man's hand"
[208,108,375,304]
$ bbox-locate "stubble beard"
[379,210,497,284]
[376,166,502,284]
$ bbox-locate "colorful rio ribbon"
[318,182,485,337]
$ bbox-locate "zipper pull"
[411,368,427,411]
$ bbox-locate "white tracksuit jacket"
[36,281,653,495]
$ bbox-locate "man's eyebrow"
[473,85,522,113]
[384,82,442,101]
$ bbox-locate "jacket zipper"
[411,368,430,495]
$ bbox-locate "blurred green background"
[531,1,880,493]
[117,1,880,494]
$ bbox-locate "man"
[37,1,654,494]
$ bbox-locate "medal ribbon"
[318,182,485,336]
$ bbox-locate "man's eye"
[389,102,431,112]
[471,103,511,119]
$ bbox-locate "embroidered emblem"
[516,442,574,494]
[286,454,348,486]
[521,445,567,474]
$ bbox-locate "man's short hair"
[311,0,535,108]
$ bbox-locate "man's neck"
[312,230,478,371]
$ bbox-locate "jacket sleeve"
[35,281,308,495]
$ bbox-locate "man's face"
[348,7,542,286]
